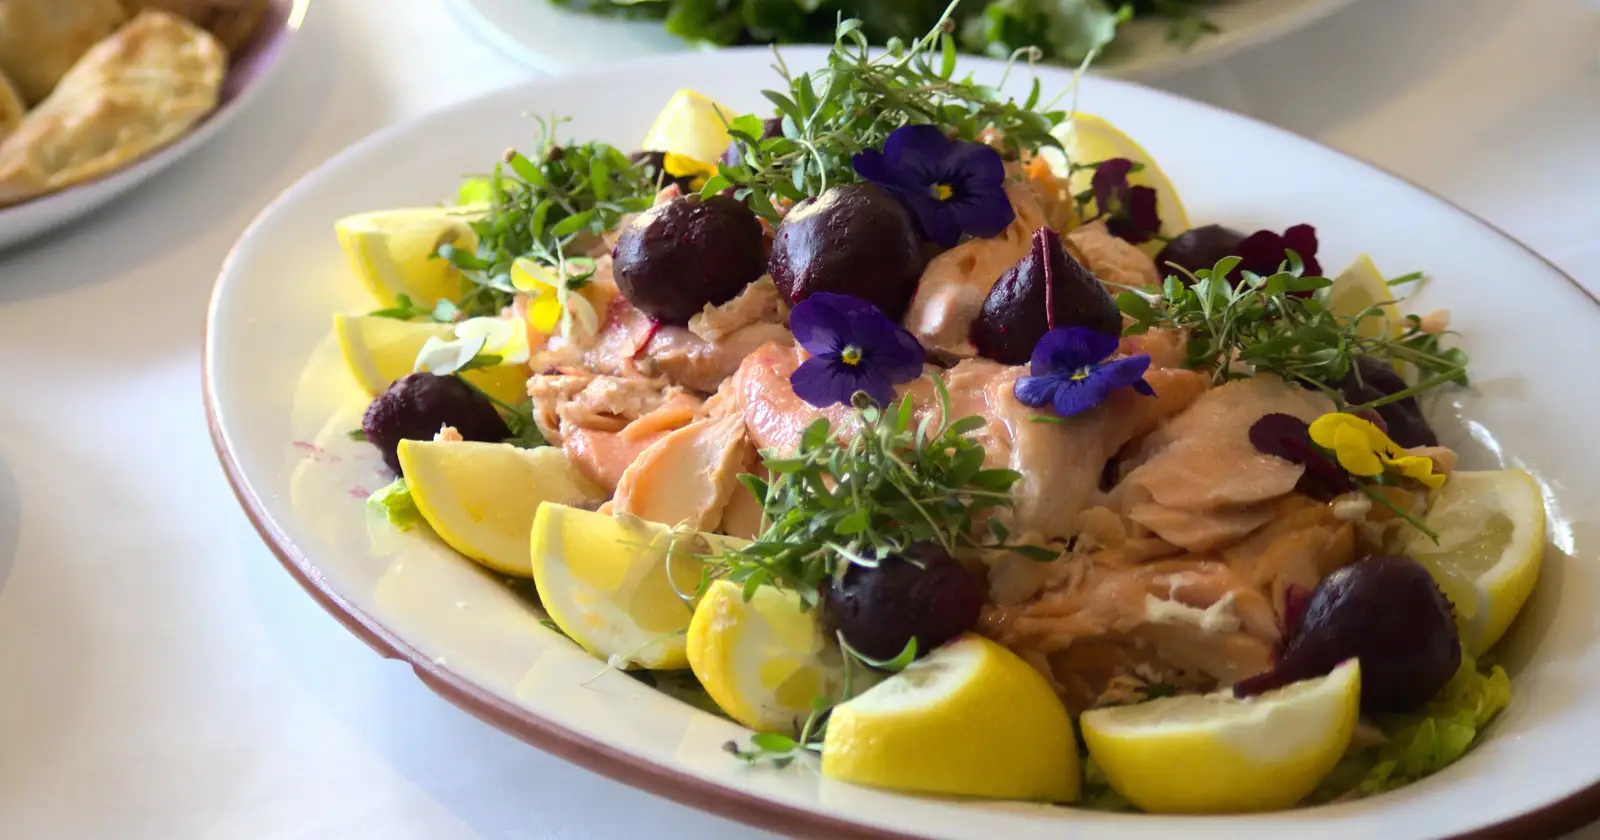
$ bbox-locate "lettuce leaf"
[367,477,423,531]
[1309,656,1512,803]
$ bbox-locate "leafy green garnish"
[367,478,422,530]
[701,381,1022,609]
[552,0,1217,63]
[1309,657,1511,803]
[1116,255,1469,406]
[370,293,460,323]
[960,0,1129,65]
[441,118,657,318]
[710,7,1070,223]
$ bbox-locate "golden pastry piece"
[0,10,226,207]
[0,67,23,142]
[121,0,268,54]
[0,0,128,105]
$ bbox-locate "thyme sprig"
[1116,255,1469,408]
[437,117,658,319]
[701,378,1036,612]
[704,4,1070,223]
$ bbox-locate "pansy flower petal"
[1098,354,1155,395]
[1013,374,1061,409]
[528,291,563,333]
[791,356,892,408]
[1090,158,1135,211]
[789,292,861,356]
[1389,454,1447,489]
[1282,223,1322,276]
[1050,377,1110,418]
[879,124,951,186]
[1029,327,1120,376]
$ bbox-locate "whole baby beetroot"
[362,373,510,473]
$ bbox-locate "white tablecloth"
[0,1,1594,837]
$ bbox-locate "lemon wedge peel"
[399,443,601,578]
[533,504,736,671]
[821,634,1081,803]
[640,89,738,170]
[1327,254,1404,340]
[687,579,844,732]
[334,207,479,306]
[331,312,529,404]
[1081,660,1361,814]
[1407,469,1545,656]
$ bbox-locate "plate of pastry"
[0,0,309,251]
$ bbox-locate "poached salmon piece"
[611,414,758,531]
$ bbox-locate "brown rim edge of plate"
[200,67,1600,840]
[199,360,922,840]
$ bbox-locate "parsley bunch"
[438,118,658,318]
[704,5,1070,223]
[702,379,1044,610]
[1116,256,1469,407]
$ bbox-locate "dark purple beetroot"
[612,193,766,324]
[969,227,1121,365]
[362,373,510,474]
[1155,224,1247,280]
[1235,555,1460,714]
[769,183,925,321]
[720,116,784,168]
[1336,357,1439,448]
[822,542,984,663]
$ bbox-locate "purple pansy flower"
[1248,412,1355,500]
[1236,224,1322,278]
[1089,158,1162,244]
[852,125,1015,248]
[789,293,926,408]
[1013,327,1154,418]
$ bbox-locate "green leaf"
[841,634,917,672]
[367,478,423,530]
[835,509,871,535]
[750,732,797,753]
[939,32,957,79]
[551,209,596,238]
[508,152,543,185]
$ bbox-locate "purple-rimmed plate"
[0,0,310,252]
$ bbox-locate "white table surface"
[0,0,1594,838]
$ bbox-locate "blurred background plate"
[0,0,310,252]
[449,0,1358,79]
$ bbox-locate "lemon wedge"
[332,313,531,405]
[1407,469,1545,655]
[533,504,735,670]
[686,579,844,732]
[1050,113,1189,251]
[821,634,1079,802]
[639,89,737,167]
[335,207,478,307]
[399,442,602,578]
[1327,254,1402,339]
[1081,660,1359,813]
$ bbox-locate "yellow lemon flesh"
[399,442,602,578]
[1327,254,1402,339]
[532,504,738,670]
[1406,469,1545,655]
[686,579,843,732]
[822,634,1080,802]
[639,89,737,170]
[335,207,478,307]
[331,313,528,404]
[1081,659,1360,814]
[1050,113,1190,252]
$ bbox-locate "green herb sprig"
[700,379,1039,611]
[704,5,1070,223]
[436,118,658,319]
[1116,255,1469,408]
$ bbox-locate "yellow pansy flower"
[663,153,716,189]
[1308,413,1446,489]
[510,257,564,334]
